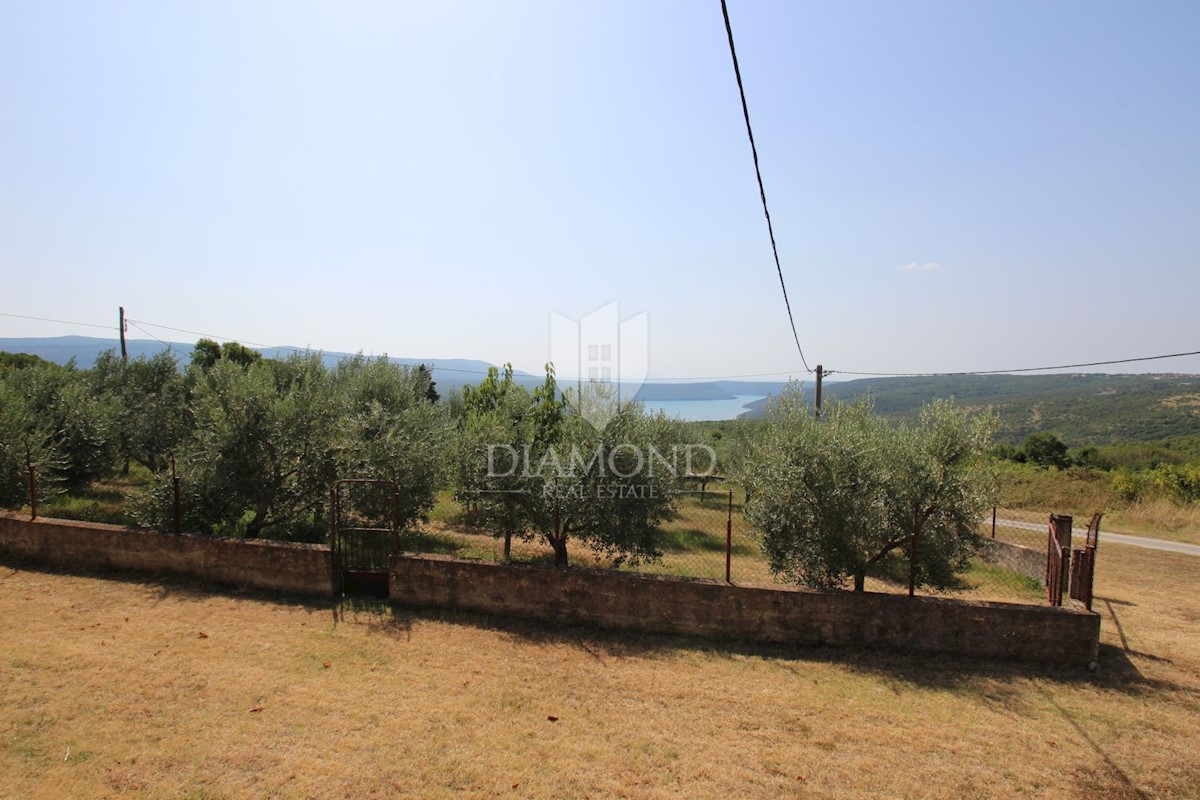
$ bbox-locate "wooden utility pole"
[119,307,128,363]
[814,364,824,419]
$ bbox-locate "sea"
[638,394,765,422]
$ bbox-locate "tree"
[453,373,688,568]
[1020,432,1069,469]
[137,354,339,539]
[90,350,192,473]
[880,399,998,590]
[415,364,440,404]
[190,338,262,371]
[455,363,547,558]
[741,385,996,592]
[0,375,63,509]
[1,360,119,489]
[0,352,53,372]
[536,385,688,568]
[335,355,452,531]
[133,353,450,540]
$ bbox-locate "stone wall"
[976,536,1048,585]
[389,553,1100,666]
[0,512,331,597]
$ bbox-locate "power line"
[719,0,812,374]
[831,349,1200,378]
[125,318,292,352]
[127,318,808,381]
[0,311,114,330]
[124,321,183,356]
[14,309,1196,383]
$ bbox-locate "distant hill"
[0,337,795,402]
[739,373,1200,445]
[0,336,517,389]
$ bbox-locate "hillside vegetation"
[742,373,1200,445]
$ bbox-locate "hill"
[740,373,1200,445]
[0,336,517,390]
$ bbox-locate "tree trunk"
[550,536,568,569]
[854,570,865,592]
[245,500,270,539]
[503,530,512,560]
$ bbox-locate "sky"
[2,0,1198,381]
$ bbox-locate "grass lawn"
[2,541,1198,799]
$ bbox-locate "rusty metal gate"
[1070,512,1102,611]
[1046,513,1072,607]
[330,478,399,597]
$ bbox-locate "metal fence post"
[171,456,181,534]
[725,489,733,583]
[908,531,917,597]
[991,506,997,539]
[1047,514,1072,607]
[28,463,38,521]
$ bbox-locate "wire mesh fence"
[983,506,1057,551]
[409,492,1076,607]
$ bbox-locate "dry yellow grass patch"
[1,542,1198,799]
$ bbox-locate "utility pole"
[814,364,823,419]
[119,307,128,363]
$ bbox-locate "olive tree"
[1,360,119,490]
[133,350,451,540]
[742,385,995,591]
[135,353,339,539]
[0,377,63,509]
[529,382,687,568]
[90,350,192,473]
[335,355,452,531]
[455,364,555,558]
[454,373,689,568]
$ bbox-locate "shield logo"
[549,301,648,430]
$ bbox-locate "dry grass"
[994,465,1200,546]
[1105,501,1200,545]
[424,492,1043,601]
[2,538,1199,800]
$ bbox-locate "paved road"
[994,517,1200,557]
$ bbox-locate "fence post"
[991,506,996,538]
[725,489,733,584]
[171,456,181,534]
[1047,514,1072,607]
[28,464,38,521]
[908,531,917,597]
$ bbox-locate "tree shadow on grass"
[658,527,757,556]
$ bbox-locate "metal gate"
[330,478,399,597]
[1070,512,1102,611]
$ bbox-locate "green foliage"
[0,380,62,509]
[131,352,451,540]
[800,373,1200,445]
[190,338,263,371]
[741,385,996,591]
[89,350,192,473]
[0,360,119,490]
[0,351,54,372]
[1019,432,1070,469]
[135,354,339,538]
[336,355,452,530]
[1111,463,1200,505]
[536,383,689,568]
[454,363,545,554]
[454,372,690,568]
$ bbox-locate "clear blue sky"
[2,0,1198,379]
